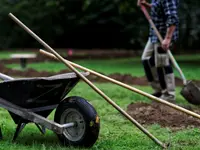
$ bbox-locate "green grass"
[0,83,200,150]
[6,54,200,80]
[1,52,200,149]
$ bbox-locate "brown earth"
[127,102,200,131]
[0,63,185,86]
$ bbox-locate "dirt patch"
[127,102,200,131]
[0,64,186,86]
[0,64,56,77]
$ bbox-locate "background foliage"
[0,0,199,50]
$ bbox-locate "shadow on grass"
[1,127,95,149]
[1,129,62,148]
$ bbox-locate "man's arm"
[161,0,179,50]
[165,25,176,40]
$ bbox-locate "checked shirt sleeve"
[162,0,179,27]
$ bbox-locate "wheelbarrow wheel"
[54,96,100,148]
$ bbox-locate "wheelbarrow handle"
[140,5,187,85]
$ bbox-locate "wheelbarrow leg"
[35,123,46,135]
[0,128,2,140]
[12,120,26,142]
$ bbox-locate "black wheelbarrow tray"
[0,72,100,148]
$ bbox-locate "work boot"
[159,93,176,103]
[152,91,162,97]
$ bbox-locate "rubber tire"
[54,96,100,148]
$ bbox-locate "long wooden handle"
[40,49,200,121]
[140,5,187,85]
[8,13,166,148]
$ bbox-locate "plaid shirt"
[150,0,179,43]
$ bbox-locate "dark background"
[0,0,199,51]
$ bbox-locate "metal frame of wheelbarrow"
[8,13,200,149]
[0,72,89,142]
[140,5,200,105]
[0,96,72,136]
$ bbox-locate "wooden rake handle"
[39,49,200,120]
[8,13,166,148]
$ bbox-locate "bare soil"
[0,63,185,86]
[127,102,200,131]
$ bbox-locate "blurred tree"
[0,0,199,50]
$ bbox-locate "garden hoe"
[140,5,200,105]
[8,13,167,149]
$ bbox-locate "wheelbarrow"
[7,12,200,149]
[0,72,100,147]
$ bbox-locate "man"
[137,0,179,103]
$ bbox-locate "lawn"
[1,52,200,149]
[0,83,200,150]
[5,54,200,80]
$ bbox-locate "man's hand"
[137,0,146,6]
[162,38,171,51]
[137,0,152,8]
